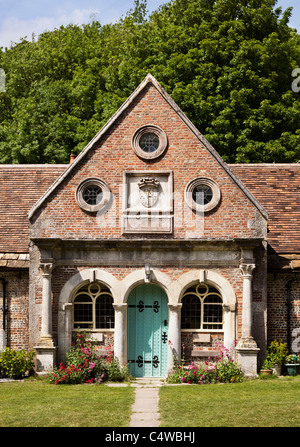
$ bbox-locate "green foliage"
[0,0,299,163]
[285,354,300,364]
[167,343,244,384]
[0,347,35,378]
[46,332,130,385]
[264,339,288,366]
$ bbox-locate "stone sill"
[187,350,219,358]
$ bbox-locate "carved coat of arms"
[138,177,160,208]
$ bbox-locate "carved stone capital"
[223,303,236,312]
[62,303,73,311]
[168,303,183,312]
[112,303,127,310]
[40,262,54,276]
[239,263,255,278]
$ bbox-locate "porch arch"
[173,269,237,350]
[120,268,173,304]
[57,268,119,363]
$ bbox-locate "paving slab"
[129,379,161,427]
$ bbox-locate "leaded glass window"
[73,282,114,330]
[139,133,160,153]
[83,186,103,205]
[181,283,223,330]
[192,184,213,205]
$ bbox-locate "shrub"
[0,347,35,379]
[46,332,130,385]
[265,340,288,366]
[167,342,244,384]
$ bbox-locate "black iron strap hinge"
[128,355,160,368]
[128,300,160,313]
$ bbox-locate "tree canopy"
[0,0,299,164]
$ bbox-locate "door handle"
[164,320,167,326]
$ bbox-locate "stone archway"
[173,269,237,354]
[57,268,119,363]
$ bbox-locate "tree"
[0,0,299,163]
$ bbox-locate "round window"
[192,184,213,205]
[185,178,221,213]
[139,133,160,153]
[83,185,103,206]
[132,125,167,160]
[76,178,111,213]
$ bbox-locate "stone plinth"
[236,337,260,377]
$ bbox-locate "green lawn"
[2,377,300,428]
[159,377,300,427]
[0,380,135,427]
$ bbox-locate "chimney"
[70,154,76,163]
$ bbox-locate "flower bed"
[46,332,130,385]
[167,342,244,384]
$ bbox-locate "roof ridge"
[230,163,300,167]
[0,164,69,168]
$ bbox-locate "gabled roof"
[28,74,267,220]
[0,165,67,253]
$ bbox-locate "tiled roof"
[0,165,67,253]
[0,162,299,256]
[230,164,300,254]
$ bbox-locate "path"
[129,378,164,427]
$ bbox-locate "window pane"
[139,133,159,153]
[96,294,115,329]
[74,302,92,328]
[83,186,103,205]
[181,294,201,329]
[74,294,92,303]
[192,185,213,205]
[203,293,223,330]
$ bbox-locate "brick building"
[0,74,299,377]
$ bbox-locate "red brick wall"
[31,84,264,241]
[0,270,29,350]
[267,272,300,350]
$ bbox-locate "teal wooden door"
[127,284,169,378]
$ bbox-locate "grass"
[159,376,300,427]
[1,376,300,427]
[0,379,135,427]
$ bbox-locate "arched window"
[73,282,114,330]
[181,283,223,330]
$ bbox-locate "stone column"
[57,302,73,364]
[168,303,182,371]
[236,262,260,377]
[40,263,54,343]
[34,262,57,373]
[223,303,236,350]
[113,303,127,366]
